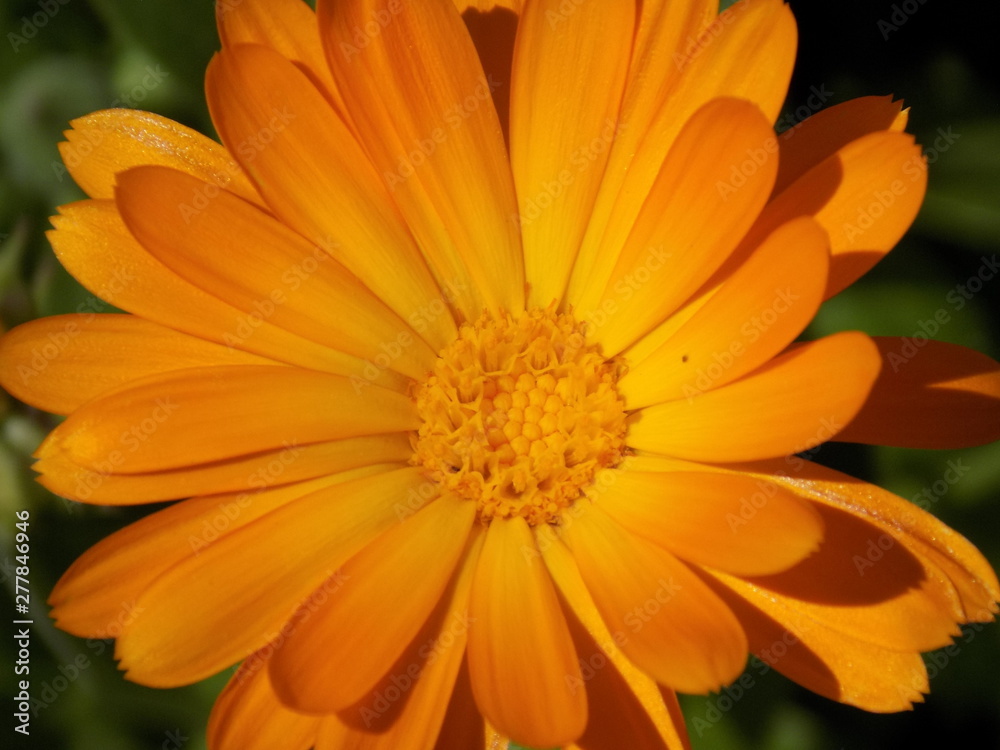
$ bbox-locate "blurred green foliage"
[2,1,999,749]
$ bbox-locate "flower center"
[411,306,628,525]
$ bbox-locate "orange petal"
[467,516,586,747]
[739,501,969,652]
[456,3,519,144]
[57,109,261,204]
[508,0,633,307]
[559,504,747,694]
[48,471,369,638]
[575,98,778,354]
[552,0,714,313]
[755,130,926,298]
[319,0,524,318]
[570,0,795,300]
[610,286,714,370]
[208,654,319,750]
[35,435,411,505]
[565,610,691,750]
[621,216,829,408]
[773,95,909,194]
[48,200,402,384]
[115,165,435,379]
[627,332,881,463]
[538,524,693,750]
[453,0,522,11]
[591,467,823,577]
[633,452,999,632]
[705,571,930,712]
[216,0,345,115]
[270,495,475,713]
[835,337,1000,449]
[617,0,716,177]
[430,660,488,750]
[115,467,432,686]
[205,44,456,350]
[756,458,1000,627]
[314,529,484,748]
[36,365,417,474]
[0,313,276,415]
[660,0,795,124]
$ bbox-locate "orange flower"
[2,0,999,748]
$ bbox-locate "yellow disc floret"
[411,306,627,525]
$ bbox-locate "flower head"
[2,0,999,748]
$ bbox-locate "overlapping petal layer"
[591,468,824,576]
[319,0,525,319]
[270,495,475,713]
[620,216,829,408]
[627,332,882,462]
[206,43,457,350]
[58,109,262,204]
[509,0,633,307]
[45,200,397,383]
[575,97,779,353]
[115,468,431,686]
[560,503,748,695]
[36,365,417,473]
[467,517,587,748]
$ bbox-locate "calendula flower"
[3,0,999,747]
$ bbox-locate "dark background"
[2,1,998,749]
